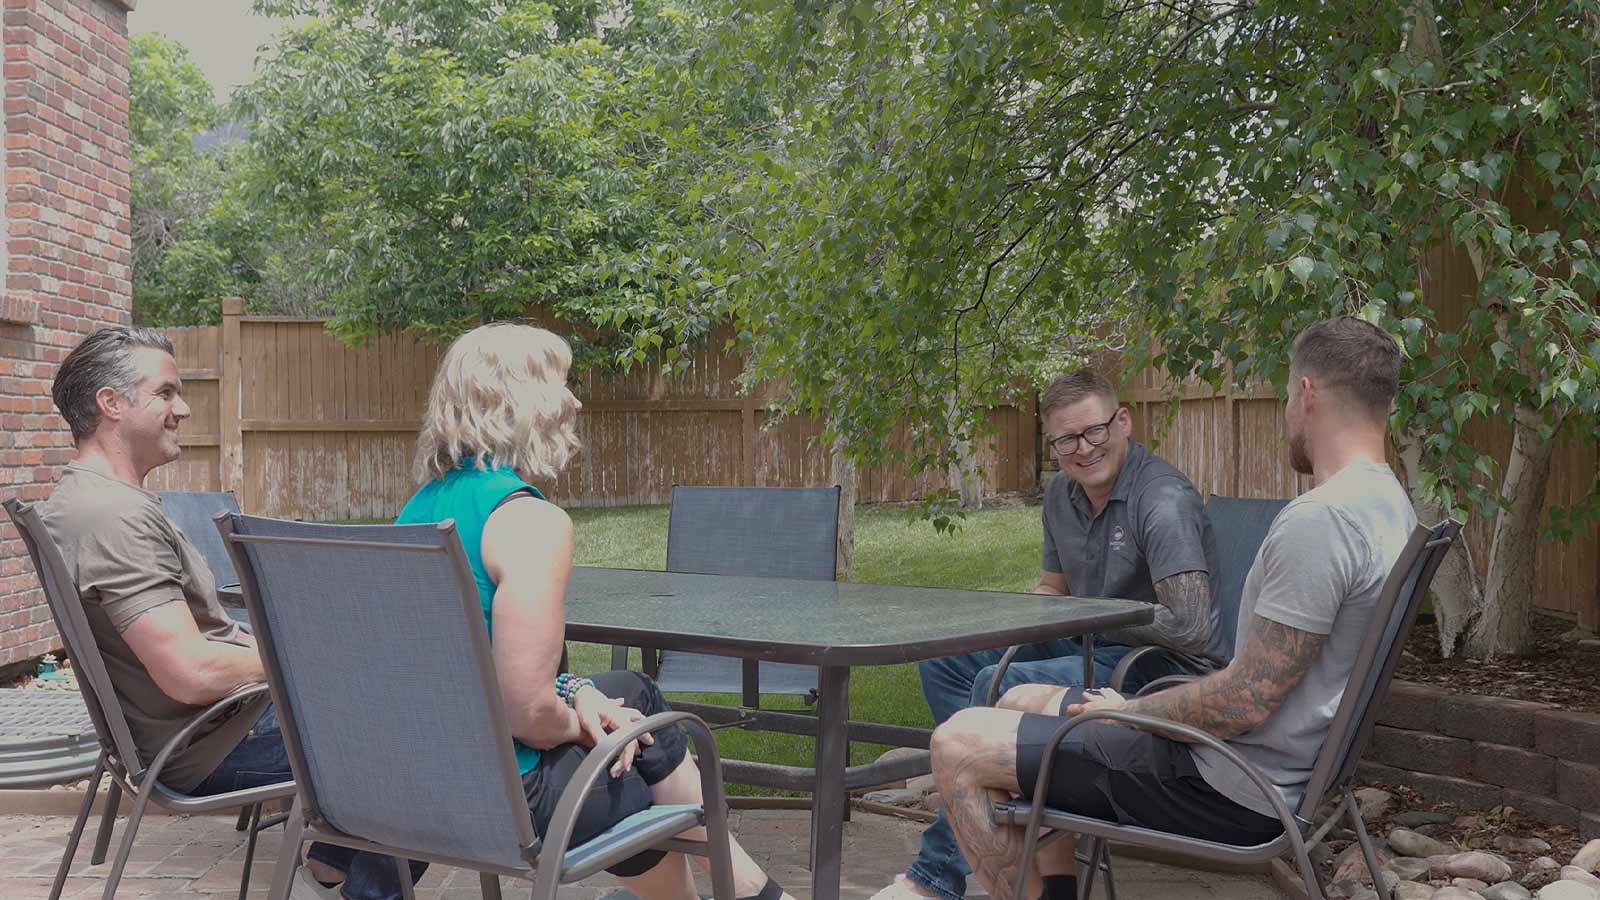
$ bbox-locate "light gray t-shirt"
[1191,460,1415,818]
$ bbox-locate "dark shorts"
[523,670,690,877]
[1014,714,1283,846]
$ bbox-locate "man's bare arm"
[122,602,266,706]
[1117,614,1325,742]
[1034,570,1068,595]
[1100,570,1216,658]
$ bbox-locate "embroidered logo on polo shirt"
[1109,525,1127,551]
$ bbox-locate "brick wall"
[0,0,134,668]
[1360,681,1600,841]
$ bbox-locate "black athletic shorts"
[1014,713,1284,846]
[522,670,690,876]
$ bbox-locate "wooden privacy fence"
[154,299,1597,628]
[150,299,1039,520]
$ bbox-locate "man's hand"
[571,685,655,776]
[1064,687,1127,718]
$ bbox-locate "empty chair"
[215,512,736,900]
[990,519,1461,900]
[626,485,841,706]
[156,491,242,586]
[4,498,291,900]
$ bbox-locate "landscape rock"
[1456,881,1490,892]
[1395,883,1436,900]
[1357,787,1396,821]
[1524,869,1564,892]
[1325,878,1364,899]
[1395,811,1458,829]
[1482,882,1534,900]
[905,773,938,798]
[1391,829,1454,858]
[1433,888,1488,900]
[861,788,920,808]
[1391,859,1434,882]
[1565,868,1600,885]
[1496,837,1554,855]
[1536,860,1564,873]
[1337,844,1394,885]
[1537,882,1600,900]
[1574,842,1600,874]
[1438,853,1514,884]
[868,747,924,790]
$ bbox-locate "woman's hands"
[571,685,656,777]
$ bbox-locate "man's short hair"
[1289,316,1401,422]
[1040,368,1119,419]
[52,327,175,443]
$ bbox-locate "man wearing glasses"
[871,368,1220,900]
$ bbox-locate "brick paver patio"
[0,808,1282,900]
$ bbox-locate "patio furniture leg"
[90,777,121,865]
[267,797,306,900]
[237,802,264,900]
[479,871,503,900]
[100,773,158,900]
[1099,842,1118,900]
[236,806,252,831]
[1346,787,1391,900]
[1081,633,1095,690]
[1078,836,1100,900]
[808,663,851,900]
[50,753,106,900]
[396,857,418,900]
[610,645,630,671]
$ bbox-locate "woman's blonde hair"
[413,323,582,483]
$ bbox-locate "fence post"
[219,297,245,507]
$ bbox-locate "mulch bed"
[1397,611,1600,713]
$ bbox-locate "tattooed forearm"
[1102,570,1217,659]
[1121,615,1325,742]
[939,740,1035,900]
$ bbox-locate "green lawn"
[563,504,1041,793]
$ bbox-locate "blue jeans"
[190,706,427,900]
[906,639,1179,900]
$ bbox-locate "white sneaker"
[289,867,341,900]
[867,876,942,900]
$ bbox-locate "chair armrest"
[1002,707,1311,900]
[985,644,1025,706]
[137,683,273,788]
[534,711,732,875]
[1134,674,1202,697]
[1108,646,1217,693]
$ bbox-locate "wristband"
[554,673,595,707]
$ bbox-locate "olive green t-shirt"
[40,462,267,792]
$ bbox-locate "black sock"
[1041,873,1077,900]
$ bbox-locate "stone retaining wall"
[1359,680,1600,840]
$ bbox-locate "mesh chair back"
[1202,496,1290,654]
[1298,519,1461,816]
[219,514,536,869]
[3,499,147,780]
[666,486,841,581]
[156,492,241,586]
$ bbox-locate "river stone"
[1357,787,1396,821]
[1391,859,1434,882]
[1324,878,1364,899]
[1456,881,1491,892]
[1439,853,1514,884]
[1482,882,1534,900]
[1537,882,1600,900]
[1433,888,1488,900]
[1497,837,1554,855]
[1536,860,1565,873]
[905,773,938,798]
[861,788,920,807]
[1395,882,1437,900]
[1337,844,1395,885]
[1563,868,1600,885]
[1395,811,1458,828]
[1391,829,1454,858]
[1574,842,1600,874]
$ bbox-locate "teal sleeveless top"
[396,459,547,774]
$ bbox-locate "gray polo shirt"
[1043,440,1223,661]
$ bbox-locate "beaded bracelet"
[554,673,595,707]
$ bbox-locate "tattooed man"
[873,368,1224,900]
[933,316,1414,900]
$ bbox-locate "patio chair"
[621,485,841,707]
[156,490,242,587]
[214,512,737,900]
[985,494,1290,706]
[3,498,292,900]
[989,518,1460,900]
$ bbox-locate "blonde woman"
[391,323,791,900]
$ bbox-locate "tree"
[703,0,1599,656]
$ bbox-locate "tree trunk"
[945,392,985,509]
[1466,405,1562,658]
[1395,428,1485,657]
[829,436,858,581]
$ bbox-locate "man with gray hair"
[40,327,376,898]
[931,316,1415,900]
[874,367,1223,900]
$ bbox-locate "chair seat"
[561,803,705,881]
[992,800,1288,863]
[655,654,817,696]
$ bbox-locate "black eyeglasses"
[1046,412,1119,456]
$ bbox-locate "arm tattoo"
[1122,616,1326,742]
[1102,570,1216,658]
[941,740,1033,899]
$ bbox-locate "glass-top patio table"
[563,566,1154,900]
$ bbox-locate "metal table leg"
[809,664,851,900]
[1082,632,1095,690]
